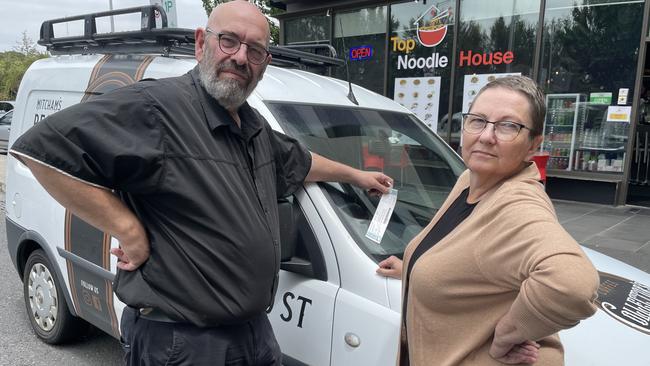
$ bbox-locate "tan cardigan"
[399,164,599,366]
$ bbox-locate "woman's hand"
[490,314,540,364]
[376,255,403,279]
[490,340,540,364]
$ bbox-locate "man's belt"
[138,307,179,323]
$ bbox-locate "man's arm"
[306,153,393,194]
[22,158,149,271]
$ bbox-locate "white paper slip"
[365,189,398,244]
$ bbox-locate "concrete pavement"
[0,153,648,273]
[554,199,650,273]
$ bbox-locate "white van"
[5,6,650,366]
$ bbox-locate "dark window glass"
[388,1,457,140]
[450,0,541,150]
[0,110,12,125]
[539,0,644,174]
[0,102,13,113]
[268,102,465,261]
[284,15,331,44]
[332,6,387,95]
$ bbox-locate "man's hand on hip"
[21,157,151,271]
[111,228,150,271]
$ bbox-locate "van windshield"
[268,103,465,261]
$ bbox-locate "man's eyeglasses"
[205,28,270,65]
[462,113,531,142]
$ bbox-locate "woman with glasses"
[379,75,599,365]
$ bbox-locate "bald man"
[10,1,392,365]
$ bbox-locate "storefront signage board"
[395,51,448,70]
[607,106,632,122]
[349,45,373,61]
[414,2,453,48]
[390,2,453,71]
[618,88,629,105]
[589,92,613,105]
[458,50,514,67]
[394,76,441,132]
[150,0,177,28]
[461,72,520,113]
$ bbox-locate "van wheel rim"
[27,263,58,332]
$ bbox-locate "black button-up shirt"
[12,66,312,327]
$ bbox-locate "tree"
[544,2,644,94]
[0,32,47,100]
[13,31,40,56]
[201,0,283,45]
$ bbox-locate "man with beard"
[10,1,392,365]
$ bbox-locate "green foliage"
[201,0,283,45]
[0,31,47,100]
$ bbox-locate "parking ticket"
[365,189,398,243]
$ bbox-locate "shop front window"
[539,0,645,174]
[284,14,331,45]
[388,1,456,140]
[332,6,387,95]
[450,0,541,150]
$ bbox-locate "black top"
[12,66,312,327]
[404,187,477,321]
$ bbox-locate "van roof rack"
[38,5,343,70]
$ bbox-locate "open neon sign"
[350,45,373,61]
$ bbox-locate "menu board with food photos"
[462,72,520,113]
[394,76,442,132]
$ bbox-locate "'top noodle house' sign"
[415,3,451,47]
[391,3,452,71]
[390,3,515,71]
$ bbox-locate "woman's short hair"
[474,75,545,138]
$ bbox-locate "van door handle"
[344,332,360,348]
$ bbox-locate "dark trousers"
[120,307,282,366]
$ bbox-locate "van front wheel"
[23,249,88,344]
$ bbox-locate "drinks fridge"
[542,93,628,173]
[572,103,627,173]
[541,93,585,171]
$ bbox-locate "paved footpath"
[554,199,650,273]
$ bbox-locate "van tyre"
[23,249,89,344]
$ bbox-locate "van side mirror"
[278,197,327,281]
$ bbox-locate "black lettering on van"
[279,291,313,328]
[296,296,312,328]
[280,291,294,322]
[33,114,46,124]
[36,98,63,112]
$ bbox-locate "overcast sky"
[0,0,209,52]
